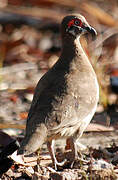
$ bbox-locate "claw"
[47,140,67,170]
[54,158,67,170]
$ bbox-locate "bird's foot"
[53,158,67,170]
[70,161,75,168]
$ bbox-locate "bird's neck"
[59,36,94,74]
[60,36,87,64]
[61,37,78,60]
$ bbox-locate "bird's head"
[61,14,97,40]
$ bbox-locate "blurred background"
[0,0,118,138]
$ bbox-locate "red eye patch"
[68,19,75,27]
[68,18,82,27]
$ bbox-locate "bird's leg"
[65,137,78,168]
[47,139,66,170]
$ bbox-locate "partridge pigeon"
[18,14,99,169]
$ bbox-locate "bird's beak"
[66,24,97,40]
[84,26,97,40]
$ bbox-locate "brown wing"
[17,60,67,155]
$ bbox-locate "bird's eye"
[74,19,82,27]
[74,20,80,25]
[67,18,82,28]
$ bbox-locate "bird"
[17,14,99,170]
